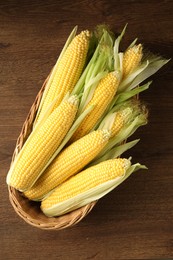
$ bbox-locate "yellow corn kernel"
[6,95,79,191]
[41,158,130,215]
[111,113,124,137]
[24,129,111,200]
[70,72,120,142]
[123,44,143,77]
[111,107,133,137]
[36,30,90,124]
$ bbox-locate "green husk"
[115,81,151,105]
[98,98,145,131]
[96,112,148,160]
[72,29,114,97]
[118,55,170,93]
[42,161,146,217]
[114,24,127,72]
[73,27,127,119]
[118,60,149,92]
[127,38,138,50]
[79,71,107,113]
[89,139,140,167]
[53,105,94,153]
[95,81,149,125]
[93,53,168,128]
[127,56,170,91]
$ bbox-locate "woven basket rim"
[8,76,97,230]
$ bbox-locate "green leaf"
[127,38,138,50]
[118,60,149,92]
[115,81,151,104]
[78,71,108,114]
[114,24,127,71]
[127,57,170,90]
[89,139,140,166]
[97,113,148,159]
[72,29,114,96]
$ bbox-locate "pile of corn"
[6,25,169,217]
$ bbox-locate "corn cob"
[24,129,111,200]
[70,71,120,142]
[123,44,143,78]
[6,95,79,191]
[36,30,90,124]
[110,107,133,137]
[41,158,131,217]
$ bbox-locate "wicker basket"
[8,76,97,230]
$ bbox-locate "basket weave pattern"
[8,77,96,230]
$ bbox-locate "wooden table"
[1,1,173,259]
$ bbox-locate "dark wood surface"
[0,1,173,259]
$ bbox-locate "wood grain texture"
[0,0,173,259]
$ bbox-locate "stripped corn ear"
[36,30,90,125]
[70,71,120,142]
[123,44,143,77]
[24,129,111,201]
[6,95,79,191]
[41,158,131,217]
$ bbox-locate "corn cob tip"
[133,44,143,53]
[68,95,79,106]
[102,129,112,140]
[113,70,121,81]
[122,43,143,78]
[122,158,131,171]
[78,30,91,42]
[101,106,133,138]
[82,30,90,37]
[120,107,133,123]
